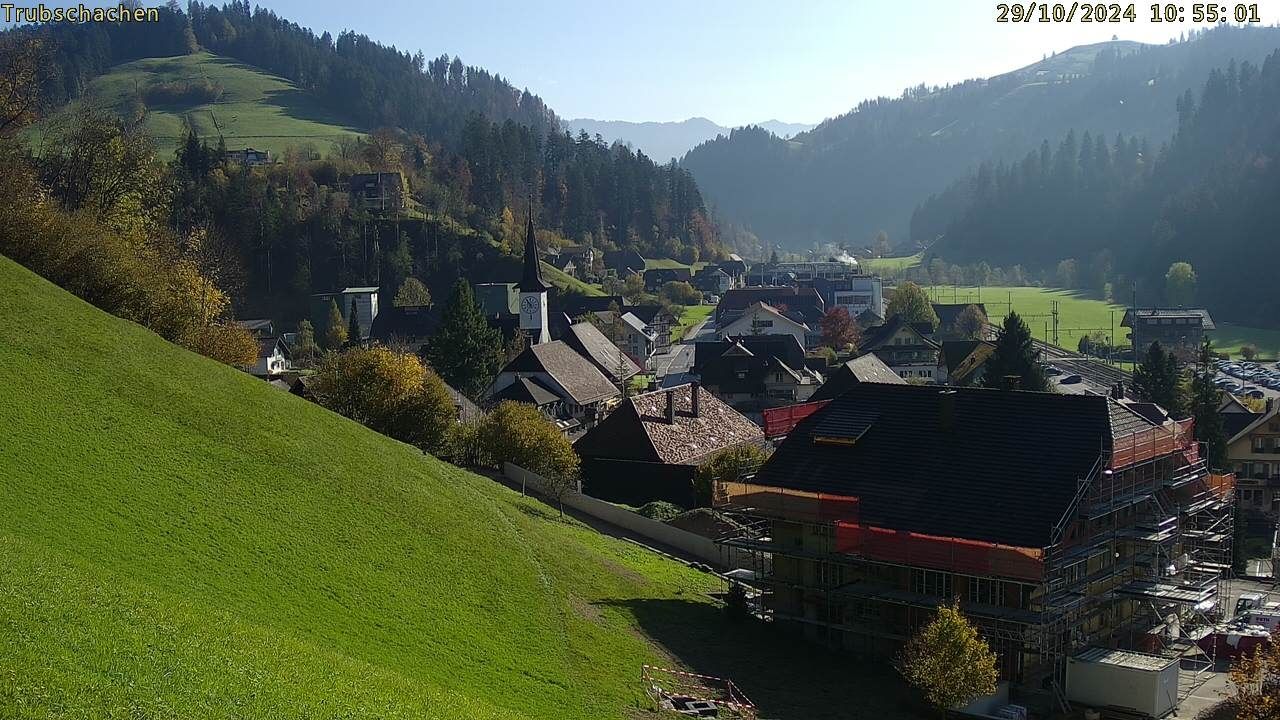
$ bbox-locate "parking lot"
[1213,359,1280,403]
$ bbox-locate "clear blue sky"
[30,1,1280,124]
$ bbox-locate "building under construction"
[716,383,1234,712]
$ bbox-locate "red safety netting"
[835,523,1045,582]
[761,400,829,438]
[1110,418,1196,469]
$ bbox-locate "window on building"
[1255,437,1267,453]
[1272,437,1280,453]
[968,578,1004,606]
[911,569,952,598]
[816,561,842,588]
[1243,489,1256,503]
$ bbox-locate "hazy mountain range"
[564,116,815,163]
[680,26,1280,249]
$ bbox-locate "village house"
[693,334,822,410]
[604,249,646,276]
[627,304,677,352]
[716,301,813,350]
[715,384,1233,707]
[715,286,825,330]
[574,383,765,507]
[693,266,733,296]
[937,339,996,386]
[931,302,989,341]
[224,147,272,166]
[1227,399,1280,520]
[348,172,407,213]
[643,267,692,292]
[560,320,642,386]
[808,353,906,401]
[812,274,885,320]
[856,314,942,382]
[487,341,620,434]
[310,286,380,341]
[249,336,292,377]
[716,254,749,288]
[1122,308,1215,362]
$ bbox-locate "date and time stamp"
[996,2,1262,23]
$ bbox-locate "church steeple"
[518,205,550,293]
[517,203,550,344]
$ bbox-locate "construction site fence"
[714,481,860,524]
[761,400,829,438]
[836,523,1045,583]
[1109,418,1196,470]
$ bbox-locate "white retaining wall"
[503,462,750,569]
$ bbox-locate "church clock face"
[521,296,538,315]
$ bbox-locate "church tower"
[517,206,550,344]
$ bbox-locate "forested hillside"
[18,2,724,320]
[924,51,1280,327]
[681,27,1280,249]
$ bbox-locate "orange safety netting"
[761,400,829,438]
[835,523,1045,582]
[1110,418,1196,469]
[715,481,860,523]
[1206,473,1235,496]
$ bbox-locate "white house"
[716,301,810,349]
[250,337,292,377]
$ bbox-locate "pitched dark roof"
[627,304,675,325]
[809,354,905,401]
[716,287,825,324]
[257,337,290,360]
[555,294,624,318]
[518,209,550,293]
[1121,307,1216,330]
[444,382,485,422]
[932,303,988,331]
[859,314,941,352]
[369,305,439,343]
[562,321,641,383]
[491,376,560,406]
[574,384,764,465]
[498,341,619,405]
[752,384,1123,548]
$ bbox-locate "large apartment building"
[715,384,1233,711]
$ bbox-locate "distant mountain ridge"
[680,27,1280,249]
[565,116,815,162]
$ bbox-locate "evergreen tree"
[424,280,504,399]
[982,311,1048,391]
[1190,339,1227,469]
[347,297,361,345]
[1133,342,1184,415]
[294,319,318,364]
[324,299,348,349]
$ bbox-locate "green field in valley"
[0,256,917,719]
[924,284,1280,357]
[29,52,364,157]
[861,253,923,274]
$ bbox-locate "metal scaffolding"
[714,421,1235,714]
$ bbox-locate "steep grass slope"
[31,52,363,157]
[0,256,715,718]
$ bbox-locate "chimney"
[665,389,676,424]
[691,381,701,418]
[939,390,957,432]
[1111,382,1126,400]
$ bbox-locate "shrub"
[637,501,683,522]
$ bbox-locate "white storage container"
[1066,647,1179,718]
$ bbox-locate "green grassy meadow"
[672,304,715,341]
[30,52,363,158]
[0,256,916,719]
[861,253,923,274]
[922,284,1280,357]
[541,261,605,296]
